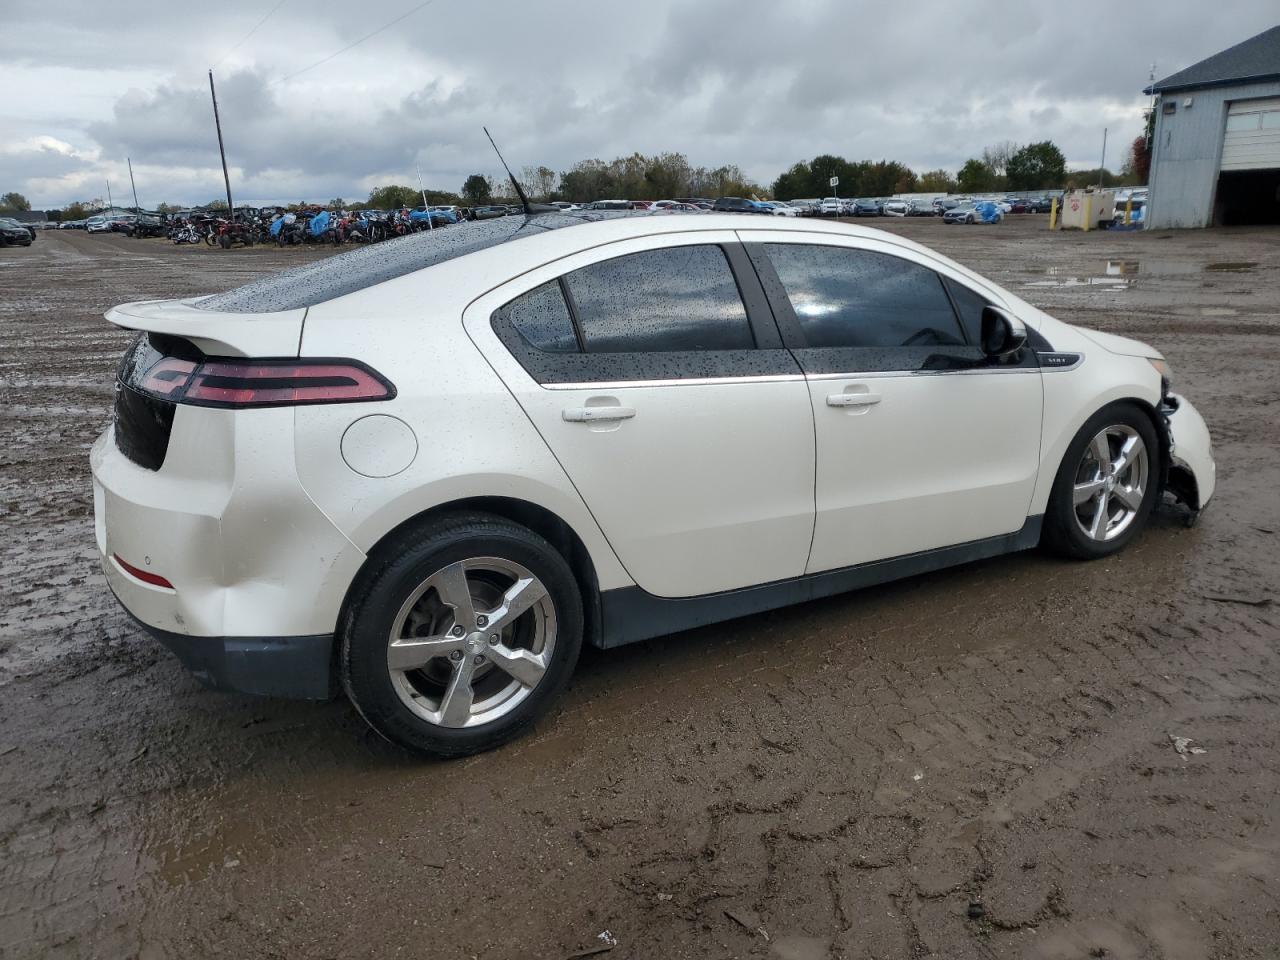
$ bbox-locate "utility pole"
[1098,127,1108,190]
[208,70,235,216]
[106,179,114,212]
[416,163,433,231]
[128,157,141,215]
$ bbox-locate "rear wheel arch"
[340,496,603,652]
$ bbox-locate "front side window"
[764,244,966,349]
[563,245,755,353]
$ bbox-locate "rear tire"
[1042,402,1160,560]
[341,513,584,758]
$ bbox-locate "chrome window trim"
[806,366,1040,381]
[543,374,806,390]
[541,365,1045,390]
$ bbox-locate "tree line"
[22,129,1153,219]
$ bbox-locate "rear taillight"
[120,336,395,409]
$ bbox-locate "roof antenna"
[484,126,555,216]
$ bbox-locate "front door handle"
[562,406,637,423]
[826,393,881,408]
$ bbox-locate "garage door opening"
[1216,98,1280,225]
[1214,169,1280,225]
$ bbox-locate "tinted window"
[501,280,579,353]
[564,245,754,352]
[942,276,989,345]
[764,245,965,348]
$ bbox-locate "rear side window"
[564,245,755,352]
[765,244,965,348]
[500,280,579,353]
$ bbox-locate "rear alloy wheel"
[341,514,583,757]
[1043,403,1160,559]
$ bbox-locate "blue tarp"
[974,201,1001,224]
[309,210,330,237]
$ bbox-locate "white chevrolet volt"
[91,212,1215,756]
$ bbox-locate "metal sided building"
[1145,25,1280,229]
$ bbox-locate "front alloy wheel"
[1072,425,1149,542]
[1043,402,1160,560]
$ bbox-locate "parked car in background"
[852,199,882,216]
[0,217,37,241]
[818,197,842,216]
[908,200,938,216]
[944,201,1004,224]
[0,218,35,246]
[766,202,802,217]
[91,210,1215,757]
[712,197,763,214]
[85,216,113,233]
[882,201,909,217]
[125,215,167,238]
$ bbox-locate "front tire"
[1042,402,1160,560]
[341,513,584,757]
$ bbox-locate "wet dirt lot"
[1,220,1278,959]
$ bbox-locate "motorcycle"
[169,222,202,245]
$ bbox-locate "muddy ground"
[1,219,1278,960]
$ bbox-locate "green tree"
[1005,141,1067,191]
[520,165,559,200]
[1066,167,1123,188]
[1,191,31,211]
[61,201,91,220]
[917,169,957,192]
[366,185,418,209]
[771,161,813,200]
[462,174,491,205]
[957,158,995,193]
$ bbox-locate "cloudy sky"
[2,0,1276,208]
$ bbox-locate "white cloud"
[0,0,1276,207]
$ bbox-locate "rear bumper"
[90,404,366,698]
[120,601,335,699]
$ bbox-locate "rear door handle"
[562,406,637,423]
[826,393,881,408]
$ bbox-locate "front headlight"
[1149,358,1172,399]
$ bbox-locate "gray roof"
[197,211,638,314]
[1147,25,1280,94]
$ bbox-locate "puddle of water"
[1205,261,1258,272]
[1025,277,1132,288]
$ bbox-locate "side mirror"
[980,305,1027,359]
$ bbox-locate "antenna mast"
[483,126,533,215]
